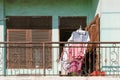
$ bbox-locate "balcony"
[0,41,120,77]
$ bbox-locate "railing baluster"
[43,42,45,76]
[0,42,120,76]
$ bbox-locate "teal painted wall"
[4,0,99,28]
[0,0,4,25]
[91,0,99,20]
[0,0,99,75]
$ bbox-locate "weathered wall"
[0,0,99,75]
[100,0,120,41]
[0,0,4,42]
[4,0,99,26]
[0,0,4,25]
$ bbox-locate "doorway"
[59,16,87,55]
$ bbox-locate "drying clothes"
[68,30,90,42]
[67,58,83,75]
[60,29,90,76]
[68,44,85,62]
[67,44,85,75]
[66,30,90,75]
[67,30,90,54]
[61,44,69,61]
[68,30,90,54]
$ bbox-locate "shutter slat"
[32,30,51,42]
[8,30,26,41]
[7,29,27,68]
[32,29,52,68]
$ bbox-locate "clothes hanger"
[75,25,86,35]
[77,25,85,32]
[79,25,82,30]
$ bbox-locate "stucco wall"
[98,0,120,74]
[0,0,4,25]
[100,0,120,41]
[4,0,98,26]
[101,0,120,12]
[0,0,99,75]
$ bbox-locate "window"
[6,16,52,68]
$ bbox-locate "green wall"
[0,0,4,25]
[5,0,91,16]
[0,0,99,75]
[90,0,99,22]
[4,0,99,28]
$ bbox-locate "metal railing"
[0,42,120,76]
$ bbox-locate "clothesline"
[0,18,8,21]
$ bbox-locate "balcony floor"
[0,76,120,80]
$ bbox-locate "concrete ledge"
[0,76,120,80]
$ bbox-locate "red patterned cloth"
[89,70,105,76]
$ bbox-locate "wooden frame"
[6,16,52,69]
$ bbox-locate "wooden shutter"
[85,14,100,71]
[90,14,99,43]
[32,30,51,42]
[7,29,27,68]
[7,29,52,68]
[31,30,52,68]
[6,16,52,29]
[6,16,52,69]
[85,14,99,48]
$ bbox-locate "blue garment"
[68,30,90,42]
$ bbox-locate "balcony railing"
[0,42,120,76]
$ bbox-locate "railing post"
[3,43,6,76]
[3,0,7,76]
[4,43,6,76]
[43,42,46,76]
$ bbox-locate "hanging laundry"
[61,27,90,76]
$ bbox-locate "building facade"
[0,0,120,76]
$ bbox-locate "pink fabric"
[68,44,85,62]
[67,44,85,74]
[67,58,83,74]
